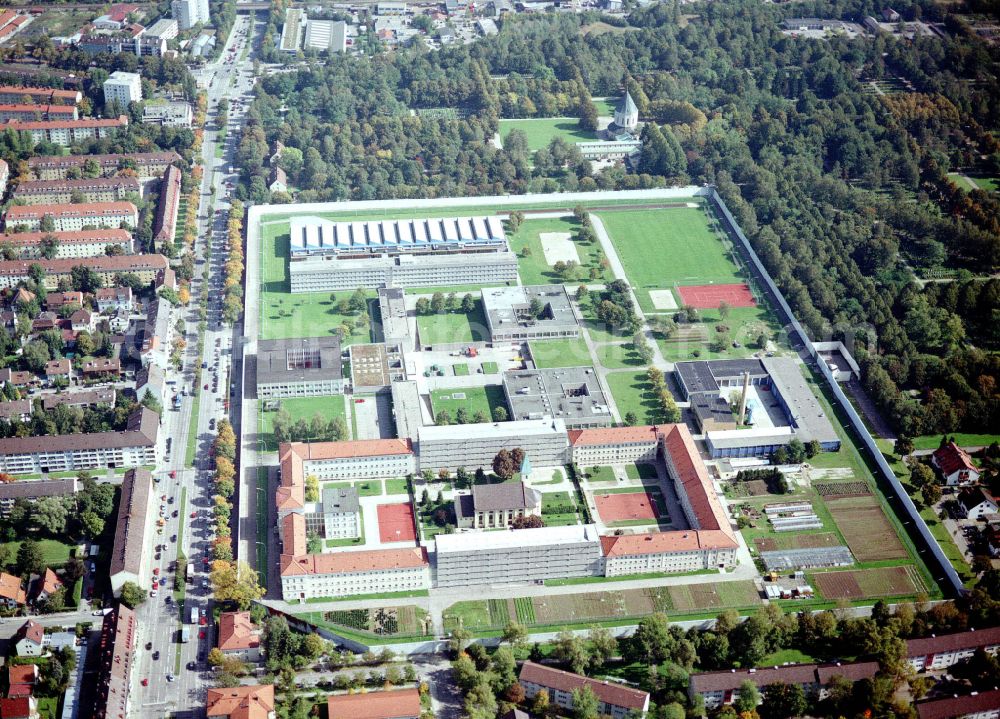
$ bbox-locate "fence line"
[706,187,964,598]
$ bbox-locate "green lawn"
[540,491,580,526]
[971,176,999,192]
[430,386,508,423]
[605,371,669,425]
[453,363,470,376]
[416,303,488,345]
[625,463,659,480]
[595,342,647,369]
[758,648,816,667]
[507,216,611,286]
[481,361,499,374]
[325,480,382,497]
[593,97,619,117]
[909,433,998,450]
[259,222,374,342]
[500,118,595,152]
[584,466,617,483]
[259,396,348,451]
[529,337,593,368]
[385,478,410,496]
[0,539,74,572]
[595,208,741,313]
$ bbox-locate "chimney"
[738,371,751,424]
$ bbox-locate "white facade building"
[280,547,429,600]
[172,0,210,30]
[103,71,142,107]
[3,201,138,232]
[906,628,1000,672]
[417,419,570,472]
[434,524,603,587]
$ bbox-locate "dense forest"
[238,0,1000,437]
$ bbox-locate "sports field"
[507,216,611,286]
[594,490,663,523]
[529,337,593,368]
[595,208,742,313]
[377,503,417,543]
[415,302,488,345]
[500,118,595,152]
[430,386,507,422]
[678,283,756,309]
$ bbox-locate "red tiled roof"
[39,567,62,594]
[3,115,126,131]
[0,573,26,604]
[206,685,274,719]
[0,697,35,719]
[217,612,260,652]
[28,151,178,171]
[7,665,37,687]
[601,528,737,556]
[932,442,978,476]
[2,229,131,247]
[567,425,661,447]
[327,689,421,719]
[280,547,427,577]
[5,200,137,220]
[663,423,734,538]
[0,86,80,104]
[281,513,306,556]
[519,662,649,711]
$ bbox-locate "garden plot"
[540,232,580,265]
[827,495,908,562]
[813,566,925,600]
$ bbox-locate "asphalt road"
[130,14,264,719]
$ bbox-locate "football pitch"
[595,207,743,313]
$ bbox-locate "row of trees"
[222,200,245,325]
[212,419,237,562]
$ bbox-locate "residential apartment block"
[0,407,157,474]
[103,71,142,107]
[109,468,154,595]
[4,201,138,233]
[0,253,167,290]
[0,476,77,518]
[28,151,179,181]
[279,547,429,600]
[93,605,137,719]
[172,0,210,30]
[907,627,1000,672]
[689,661,879,709]
[287,215,519,292]
[0,86,81,105]
[152,165,182,249]
[2,116,127,147]
[519,662,649,719]
[12,176,140,205]
[916,690,1000,719]
[0,104,77,122]
[256,336,345,398]
[435,524,604,587]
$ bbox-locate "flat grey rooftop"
[257,336,343,384]
[503,366,612,423]
[322,485,360,513]
[762,357,839,445]
[482,285,578,335]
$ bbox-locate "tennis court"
[677,283,756,309]
[377,503,417,543]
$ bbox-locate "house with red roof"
[7,664,39,698]
[206,685,274,719]
[217,612,261,662]
[34,568,63,603]
[519,662,649,719]
[0,696,39,719]
[0,573,26,609]
[327,689,421,719]
[13,620,43,657]
[932,441,981,486]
